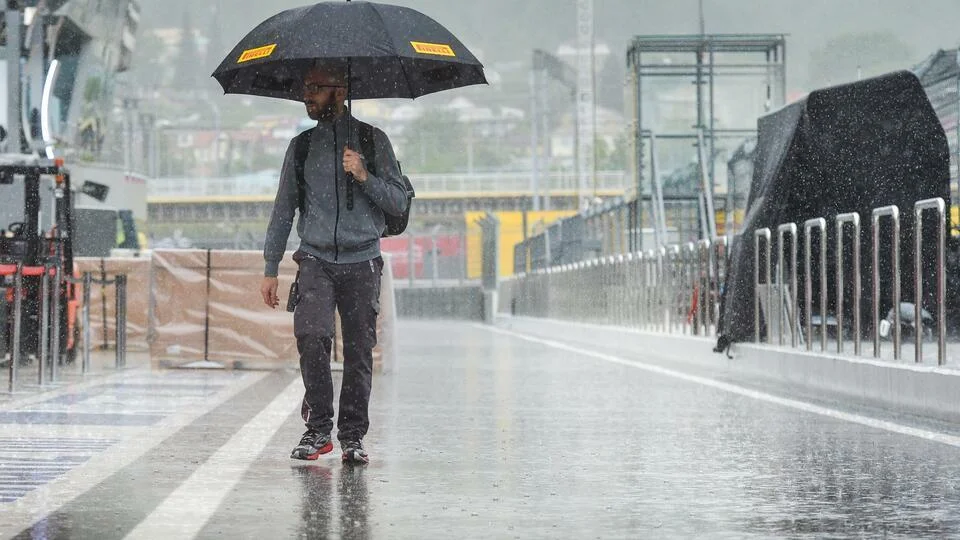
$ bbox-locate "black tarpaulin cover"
[716,71,950,349]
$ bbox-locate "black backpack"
[293,123,415,237]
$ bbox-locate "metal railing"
[836,213,861,355]
[872,206,901,360]
[511,240,727,339]
[509,198,950,366]
[803,218,827,352]
[5,268,128,393]
[776,224,798,347]
[915,198,946,365]
[754,228,771,343]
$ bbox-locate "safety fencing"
[4,264,128,392]
[508,198,950,365]
[72,272,128,373]
[5,249,400,393]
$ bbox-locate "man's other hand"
[343,146,369,182]
[261,276,280,309]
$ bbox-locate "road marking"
[483,325,960,449]
[0,371,267,537]
[124,377,303,540]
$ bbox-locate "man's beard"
[306,101,338,121]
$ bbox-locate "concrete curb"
[499,316,960,422]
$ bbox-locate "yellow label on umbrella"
[237,44,277,63]
[411,41,456,57]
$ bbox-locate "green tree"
[807,31,914,89]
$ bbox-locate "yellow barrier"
[464,210,577,278]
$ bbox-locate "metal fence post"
[777,224,798,347]
[658,247,667,332]
[696,239,711,336]
[9,263,23,392]
[836,213,861,355]
[754,228,771,343]
[872,206,901,360]
[640,251,648,328]
[39,263,50,386]
[50,264,61,382]
[685,242,696,335]
[712,236,728,334]
[803,218,827,352]
[82,272,92,374]
[115,274,127,368]
[671,245,682,334]
[914,198,946,365]
[633,252,642,328]
[647,250,656,331]
[622,254,631,328]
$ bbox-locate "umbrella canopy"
[211,1,487,101]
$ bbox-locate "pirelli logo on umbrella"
[237,44,277,63]
[410,41,456,57]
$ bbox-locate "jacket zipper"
[333,125,341,262]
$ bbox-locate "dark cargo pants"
[293,252,382,442]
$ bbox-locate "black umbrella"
[211,1,487,102]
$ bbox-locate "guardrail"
[5,268,128,393]
[509,198,950,366]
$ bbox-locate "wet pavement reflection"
[292,464,370,540]
[194,322,960,539]
[8,320,960,539]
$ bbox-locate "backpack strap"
[293,128,313,214]
[359,123,377,177]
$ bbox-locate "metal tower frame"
[626,34,787,250]
[530,49,577,212]
[576,0,595,212]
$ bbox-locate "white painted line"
[499,315,960,375]
[0,371,268,538]
[124,377,303,540]
[0,369,139,412]
[484,325,960,449]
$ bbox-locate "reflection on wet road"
[5,320,960,539]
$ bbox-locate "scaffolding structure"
[626,34,787,251]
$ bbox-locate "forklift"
[0,154,107,367]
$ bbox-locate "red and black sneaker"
[341,440,369,464]
[291,430,333,460]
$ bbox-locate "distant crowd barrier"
[508,198,950,366]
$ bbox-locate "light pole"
[6,3,22,153]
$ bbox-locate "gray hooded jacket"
[263,114,408,276]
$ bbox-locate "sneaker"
[341,440,369,464]
[291,430,333,460]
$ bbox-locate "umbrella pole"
[347,59,352,147]
[346,0,352,148]
[344,0,354,201]
[346,54,355,209]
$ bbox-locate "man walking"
[259,64,408,464]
